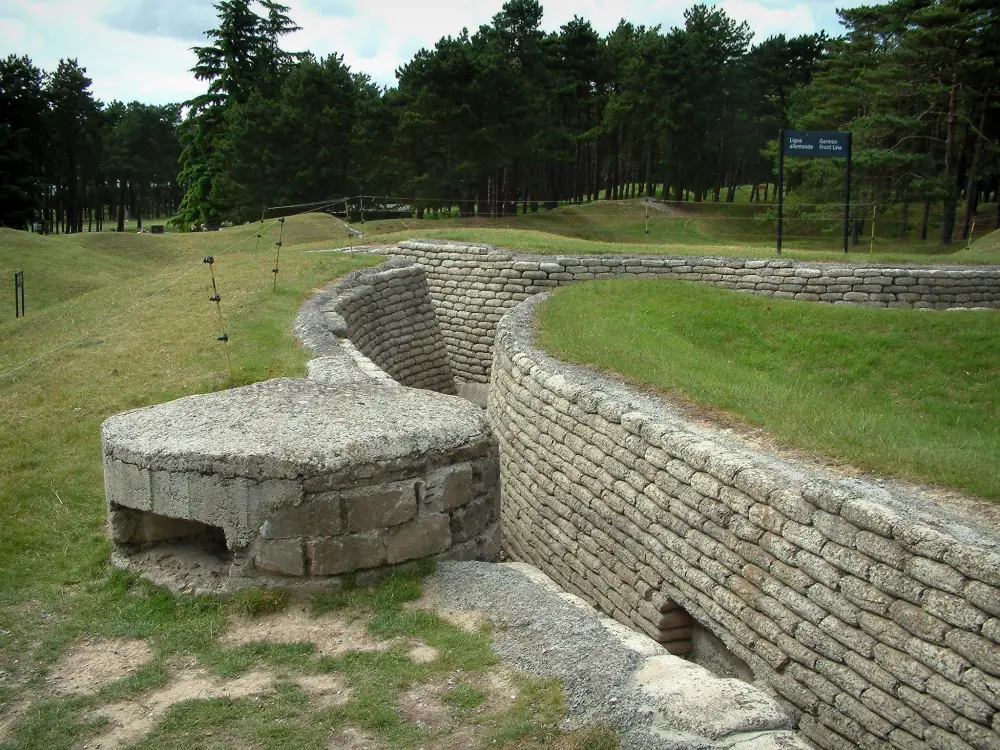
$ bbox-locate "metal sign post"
[777,130,853,255]
[777,130,785,255]
[14,271,24,318]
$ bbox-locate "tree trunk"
[851,219,863,246]
[919,200,930,240]
[961,103,987,240]
[644,139,654,198]
[726,156,742,203]
[900,193,910,238]
[117,178,127,232]
[475,180,485,217]
[939,73,960,246]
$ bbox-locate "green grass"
[0,215,379,746]
[443,684,488,712]
[537,278,1000,500]
[341,198,1000,265]
[0,214,610,748]
[227,588,291,618]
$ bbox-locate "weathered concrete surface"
[103,377,485,485]
[103,375,499,580]
[635,657,789,740]
[490,292,1000,750]
[424,561,812,750]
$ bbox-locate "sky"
[0,0,867,105]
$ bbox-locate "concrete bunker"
[104,372,500,590]
[103,242,1000,750]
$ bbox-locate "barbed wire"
[0,221,281,382]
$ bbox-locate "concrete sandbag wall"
[324,259,457,394]
[318,243,1000,750]
[393,239,1000,388]
[489,294,1000,750]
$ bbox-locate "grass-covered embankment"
[0,215,619,749]
[363,200,1000,265]
[536,278,1000,499]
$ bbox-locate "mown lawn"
[360,199,1000,265]
[0,217,380,598]
[536,278,1000,500]
[0,215,620,749]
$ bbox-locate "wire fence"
[0,220,282,382]
[2,191,996,382]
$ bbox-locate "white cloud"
[303,0,357,16]
[101,0,216,42]
[0,17,45,49]
[0,0,860,104]
[719,0,817,40]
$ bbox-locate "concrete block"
[449,492,496,543]
[252,537,305,576]
[104,459,152,511]
[385,514,450,564]
[150,469,192,519]
[345,482,417,532]
[261,491,341,538]
[634,655,791,739]
[428,464,474,512]
[308,532,386,574]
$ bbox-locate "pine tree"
[0,55,48,229]
[176,0,302,226]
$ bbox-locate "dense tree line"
[786,0,999,245]
[168,0,827,225]
[1,0,997,245]
[0,55,181,232]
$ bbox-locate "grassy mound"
[537,278,1000,500]
[965,227,1000,260]
[0,215,380,598]
[361,200,1000,265]
[0,214,622,750]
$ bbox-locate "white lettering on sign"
[784,131,849,158]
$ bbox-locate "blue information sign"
[783,130,850,158]
[776,128,853,255]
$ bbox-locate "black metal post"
[776,129,785,256]
[843,132,852,254]
[14,271,24,318]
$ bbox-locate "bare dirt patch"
[404,595,488,633]
[479,667,519,713]
[407,642,439,663]
[86,667,273,749]
[395,677,480,750]
[221,604,391,655]
[0,701,28,743]
[395,668,519,749]
[325,726,384,749]
[48,637,154,696]
[294,673,351,708]
[399,678,452,728]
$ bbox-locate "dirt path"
[1,562,810,750]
